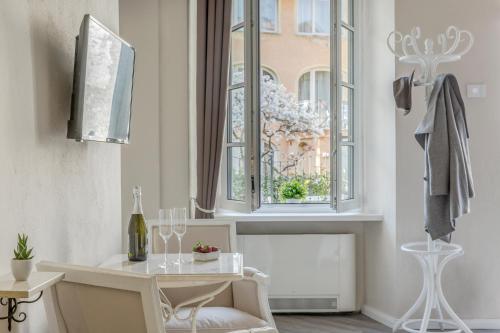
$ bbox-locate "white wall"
[120,0,161,248]
[361,0,397,318]
[395,0,500,321]
[120,0,190,234]
[0,1,121,332]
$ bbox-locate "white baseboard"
[361,304,397,328]
[361,304,500,330]
[464,319,500,330]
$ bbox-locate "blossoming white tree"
[230,71,331,202]
[231,73,329,173]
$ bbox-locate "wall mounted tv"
[67,14,135,144]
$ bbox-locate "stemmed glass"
[158,209,173,269]
[173,207,187,265]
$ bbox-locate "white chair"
[37,261,165,333]
[149,219,277,333]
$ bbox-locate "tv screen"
[67,14,135,144]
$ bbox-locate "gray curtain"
[196,0,232,218]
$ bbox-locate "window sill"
[216,209,383,223]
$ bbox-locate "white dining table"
[100,253,244,333]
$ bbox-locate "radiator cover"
[238,234,356,312]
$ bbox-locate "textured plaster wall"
[0,1,121,332]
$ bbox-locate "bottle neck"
[132,192,143,214]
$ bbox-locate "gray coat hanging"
[415,74,474,241]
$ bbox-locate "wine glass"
[158,209,173,269]
[173,207,187,265]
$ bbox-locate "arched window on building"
[262,68,277,81]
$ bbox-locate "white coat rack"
[387,26,474,333]
[387,26,474,98]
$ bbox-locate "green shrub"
[308,174,330,197]
[279,178,308,201]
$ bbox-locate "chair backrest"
[148,218,237,308]
[37,261,164,333]
[149,218,237,253]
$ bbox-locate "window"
[339,0,355,203]
[223,0,358,212]
[226,4,246,202]
[261,0,278,32]
[298,70,331,125]
[235,0,278,33]
[297,0,330,35]
[232,0,244,26]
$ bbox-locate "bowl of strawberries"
[192,241,220,262]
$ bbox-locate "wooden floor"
[273,314,500,333]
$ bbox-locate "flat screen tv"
[67,14,135,144]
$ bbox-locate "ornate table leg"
[0,291,43,332]
[160,281,232,333]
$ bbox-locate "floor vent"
[270,297,338,313]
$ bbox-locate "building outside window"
[224,0,357,212]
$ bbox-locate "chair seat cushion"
[165,307,269,333]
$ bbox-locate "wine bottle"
[128,185,148,261]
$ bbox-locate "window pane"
[341,0,354,26]
[341,27,353,83]
[229,88,245,142]
[314,0,330,34]
[228,147,245,201]
[315,71,330,125]
[260,2,331,205]
[230,28,244,85]
[340,145,354,200]
[298,72,311,102]
[341,86,353,142]
[297,0,312,33]
[261,0,277,32]
[232,0,244,26]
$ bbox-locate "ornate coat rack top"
[387,26,474,87]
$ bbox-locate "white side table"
[0,272,64,332]
[393,241,472,333]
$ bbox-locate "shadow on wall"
[29,9,79,145]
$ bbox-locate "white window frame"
[218,0,254,213]
[219,0,361,214]
[335,0,360,211]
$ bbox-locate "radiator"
[238,234,356,312]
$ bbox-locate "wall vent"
[269,297,339,313]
